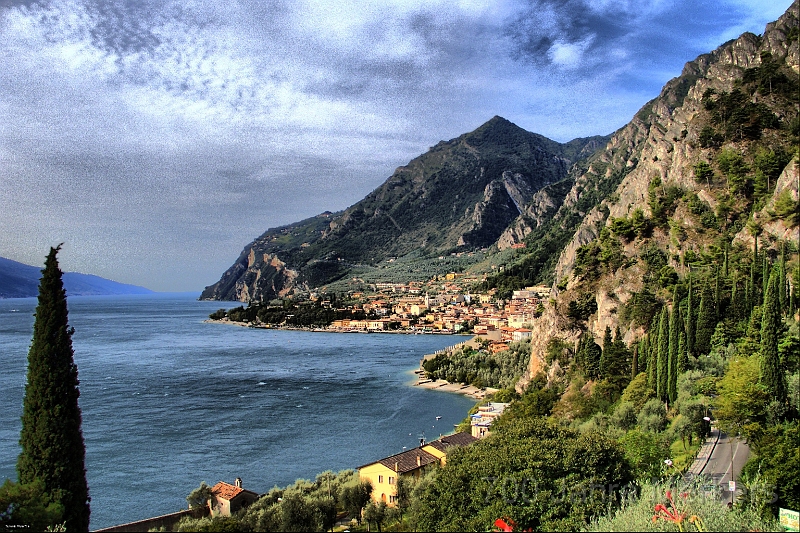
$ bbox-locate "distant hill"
[202,116,608,302]
[0,257,153,298]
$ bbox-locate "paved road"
[697,430,750,504]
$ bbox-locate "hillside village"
[213,270,549,344]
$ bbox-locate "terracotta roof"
[212,482,242,501]
[211,482,258,501]
[378,449,439,473]
[425,432,478,452]
[359,448,439,473]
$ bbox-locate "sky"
[0,0,794,292]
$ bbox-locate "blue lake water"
[0,293,474,530]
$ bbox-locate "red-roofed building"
[210,479,259,517]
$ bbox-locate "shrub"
[586,480,781,531]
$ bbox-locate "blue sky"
[0,0,794,292]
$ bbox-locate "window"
[378,475,383,483]
[389,495,397,504]
[388,476,396,485]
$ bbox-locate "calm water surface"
[0,293,474,529]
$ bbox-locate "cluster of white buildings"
[328,282,551,340]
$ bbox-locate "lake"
[0,293,474,529]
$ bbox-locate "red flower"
[652,500,687,526]
[493,517,533,532]
[494,518,515,532]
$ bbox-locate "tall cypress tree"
[613,326,629,376]
[17,246,90,532]
[714,264,721,318]
[647,332,657,389]
[750,238,759,308]
[583,332,602,380]
[686,276,695,356]
[678,330,688,373]
[729,272,742,323]
[668,291,681,404]
[695,280,716,355]
[761,267,786,406]
[778,244,787,313]
[656,307,669,402]
[637,336,648,377]
[600,326,613,378]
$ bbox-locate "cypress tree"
[668,291,681,404]
[686,276,695,356]
[631,343,639,379]
[729,272,741,323]
[637,336,648,377]
[723,245,729,277]
[678,330,688,373]
[761,267,787,405]
[745,276,752,315]
[750,238,759,307]
[695,280,716,355]
[647,332,657,389]
[17,246,90,532]
[778,244,787,313]
[656,307,669,402]
[583,332,602,380]
[613,326,629,375]
[574,338,585,369]
[600,326,613,377]
[714,264,721,318]
[762,253,770,303]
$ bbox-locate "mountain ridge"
[201,117,609,301]
[0,256,154,298]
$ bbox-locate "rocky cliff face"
[517,1,799,390]
[202,117,607,302]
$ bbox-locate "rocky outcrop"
[497,177,575,250]
[517,1,799,390]
[734,157,800,248]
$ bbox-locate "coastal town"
[215,272,551,345]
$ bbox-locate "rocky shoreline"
[203,317,471,335]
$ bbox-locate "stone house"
[210,479,259,517]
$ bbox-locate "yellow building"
[358,449,439,505]
[421,432,477,467]
[358,433,477,506]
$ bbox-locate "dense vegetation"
[179,470,375,532]
[210,298,367,327]
[422,339,530,389]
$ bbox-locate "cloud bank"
[0,0,792,291]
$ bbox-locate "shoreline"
[203,318,474,336]
[410,373,498,400]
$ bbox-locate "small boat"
[435,416,442,420]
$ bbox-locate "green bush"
[586,480,781,531]
[416,419,633,532]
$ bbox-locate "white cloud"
[548,36,593,69]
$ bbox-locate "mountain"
[0,256,154,298]
[202,117,608,301]
[507,1,799,389]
